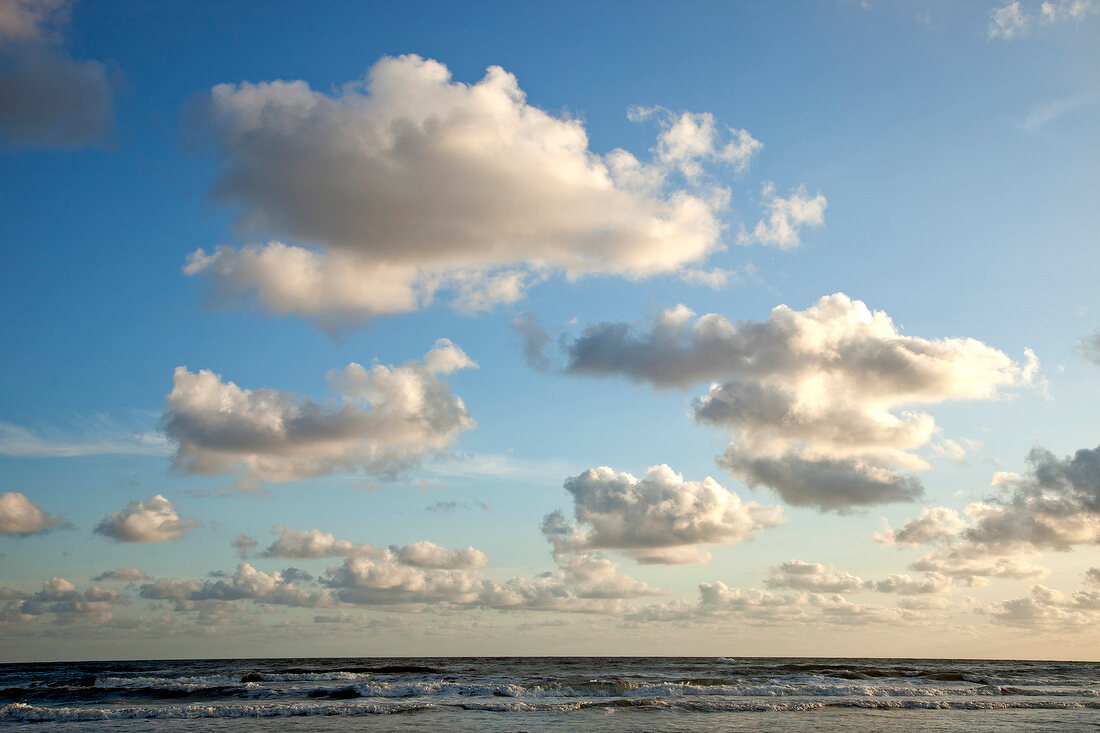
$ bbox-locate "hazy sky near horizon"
[2,0,1099,661]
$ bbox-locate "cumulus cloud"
[141,563,335,610]
[0,491,62,535]
[562,294,1036,510]
[323,555,484,606]
[989,1,1029,37]
[0,0,115,148]
[479,552,663,614]
[231,533,258,558]
[629,105,762,178]
[881,444,1100,583]
[94,495,198,543]
[163,340,476,486]
[183,55,776,324]
[737,183,826,249]
[258,526,382,559]
[873,572,952,595]
[17,576,123,624]
[875,507,969,546]
[543,464,783,564]
[764,560,867,593]
[394,540,488,569]
[984,582,1100,626]
[255,526,488,570]
[92,568,151,582]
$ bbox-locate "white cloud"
[1041,0,1095,23]
[94,495,198,543]
[873,572,952,595]
[324,555,484,606]
[764,560,867,593]
[258,526,382,559]
[737,183,826,249]
[1021,93,1094,133]
[563,294,1036,510]
[163,340,476,486]
[630,106,763,179]
[184,55,753,324]
[543,464,783,563]
[394,540,488,569]
[92,568,151,582]
[0,491,62,535]
[0,0,114,149]
[989,1,1029,38]
[875,507,969,546]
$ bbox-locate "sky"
[1,0,1099,662]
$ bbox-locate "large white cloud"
[0,0,114,149]
[559,293,1036,510]
[0,491,62,535]
[162,339,476,486]
[94,495,198,543]
[183,54,775,323]
[543,464,783,564]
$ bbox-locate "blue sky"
[1,0,1099,661]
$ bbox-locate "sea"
[1,656,1098,731]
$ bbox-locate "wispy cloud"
[0,417,170,458]
[1021,92,1095,132]
[425,452,578,483]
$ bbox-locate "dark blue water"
[2,657,1098,731]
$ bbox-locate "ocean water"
[1,656,1098,731]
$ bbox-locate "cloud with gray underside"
[0,0,115,149]
[543,464,783,564]
[536,293,1038,511]
[183,54,777,325]
[162,340,476,487]
[879,444,1100,584]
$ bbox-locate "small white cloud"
[737,183,826,249]
[94,495,198,543]
[989,1,1029,38]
